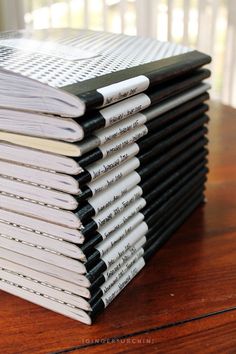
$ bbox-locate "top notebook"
[0,28,210,117]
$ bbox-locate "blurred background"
[0,0,235,107]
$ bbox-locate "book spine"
[71,50,211,113]
[78,124,147,167]
[78,93,150,137]
[84,143,139,182]
[99,93,150,126]
[79,69,209,138]
[104,239,145,281]
[78,100,207,169]
[89,171,141,214]
[83,155,206,238]
[79,125,207,226]
[88,156,140,196]
[90,189,206,319]
[80,136,207,203]
[79,185,143,232]
[98,125,148,158]
[139,125,208,166]
[139,115,209,156]
[85,220,147,273]
[84,162,207,266]
[80,212,144,257]
[97,222,148,269]
[81,127,205,187]
[91,258,145,315]
[97,198,146,240]
[147,69,210,108]
[90,243,145,303]
[92,185,143,228]
[86,166,205,269]
[94,112,147,145]
[86,237,145,285]
[84,68,209,134]
[97,76,150,107]
[77,100,209,185]
[89,185,205,284]
[79,137,207,221]
[92,159,206,258]
[78,86,209,156]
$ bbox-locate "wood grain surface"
[0,101,236,354]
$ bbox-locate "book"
[0,116,208,229]
[76,135,208,255]
[84,167,208,274]
[0,28,211,325]
[0,83,210,142]
[0,102,209,210]
[90,190,205,319]
[1,163,206,296]
[85,155,208,264]
[0,184,204,313]
[0,137,207,247]
[0,28,211,117]
[90,187,205,295]
[0,85,209,191]
[0,165,207,276]
[0,150,207,264]
[77,87,209,158]
[0,69,209,155]
[0,186,205,325]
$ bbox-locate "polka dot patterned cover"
[0,28,192,88]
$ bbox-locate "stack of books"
[0,29,211,325]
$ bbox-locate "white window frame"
[0,0,25,31]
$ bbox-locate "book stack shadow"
[0,29,211,325]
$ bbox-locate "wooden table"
[1,101,236,354]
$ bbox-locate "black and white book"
[0,83,209,143]
[0,163,207,277]
[0,186,205,325]
[0,148,207,265]
[0,27,211,325]
[0,116,208,229]
[0,69,209,156]
[0,83,209,176]
[0,136,207,247]
[0,28,211,118]
[0,99,209,210]
[90,189,205,318]
[1,165,204,286]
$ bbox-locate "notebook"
[0,28,211,117]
